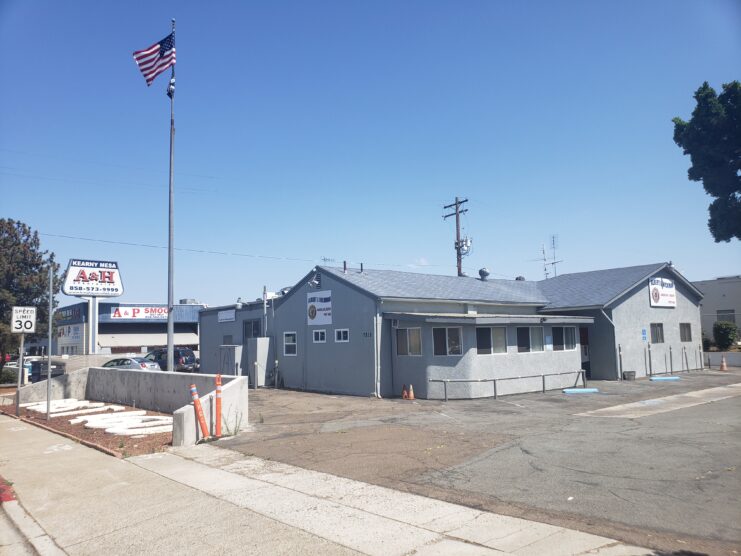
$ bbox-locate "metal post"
[669,346,673,374]
[493,379,497,399]
[542,374,546,393]
[15,334,24,416]
[166,18,176,373]
[648,344,653,376]
[46,267,53,421]
[443,381,448,402]
[582,370,588,388]
[618,344,623,380]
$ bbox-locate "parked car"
[102,357,161,371]
[143,347,197,373]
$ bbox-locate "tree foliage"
[0,219,61,367]
[713,321,738,352]
[673,81,741,242]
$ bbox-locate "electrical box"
[218,345,242,376]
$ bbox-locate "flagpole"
[166,18,176,372]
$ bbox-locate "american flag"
[133,33,176,86]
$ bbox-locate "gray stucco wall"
[390,320,582,399]
[273,271,379,396]
[199,304,268,375]
[613,269,703,377]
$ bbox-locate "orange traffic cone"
[408,384,415,400]
[720,356,728,371]
[402,385,408,399]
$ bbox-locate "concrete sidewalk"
[0,415,649,555]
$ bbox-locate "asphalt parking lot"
[221,370,741,555]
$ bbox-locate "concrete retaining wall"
[12,368,249,447]
[14,369,89,404]
[705,352,741,368]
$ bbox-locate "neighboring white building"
[693,275,741,342]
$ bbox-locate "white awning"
[97,332,199,348]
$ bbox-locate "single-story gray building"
[199,262,703,399]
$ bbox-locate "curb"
[0,476,66,555]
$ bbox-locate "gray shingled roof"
[538,263,667,309]
[318,262,691,309]
[318,266,547,304]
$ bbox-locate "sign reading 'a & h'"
[62,259,124,297]
[11,307,36,334]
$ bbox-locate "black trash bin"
[31,361,42,383]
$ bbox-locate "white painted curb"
[2,500,66,555]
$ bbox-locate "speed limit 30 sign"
[11,306,37,334]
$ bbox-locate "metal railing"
[428,370,587,402]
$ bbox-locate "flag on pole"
[133,33,176,86]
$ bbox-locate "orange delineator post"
[190,384,210,440]
[215,374,222,438]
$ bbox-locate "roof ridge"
[540,262,666,282]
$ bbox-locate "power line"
[39,231,517,278]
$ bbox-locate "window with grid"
[433,327,462,356]
[679,323,692,342]
[650,323,664,343]
[516,327,544,353]
[396,328,421,355]
[335,329,349,343]
[476,327,506,354]
[552,327,576,351]
[283,332,297,355]
[313,330,326,343]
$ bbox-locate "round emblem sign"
[651,287,660,303]
[308,304,317,320]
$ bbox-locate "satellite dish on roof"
[478,268,490,281]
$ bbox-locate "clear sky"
[1,1,739,308]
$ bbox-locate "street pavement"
[0,413,648,555]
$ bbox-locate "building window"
[433,327,462,356]
[476,327,506,354]
[650,323,664,344]
[517,327,544,353]
[717,310,736,325]
[335,329,349,343]
[283,332,297,356]
[222,335,233,345]
[244,319,261,340]
[552,326,576,351]
[313,330,326,343]
[680,323,692,342]
[396,328,421,356]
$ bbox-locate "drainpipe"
[373,300,382,398]
[600,308,621,381]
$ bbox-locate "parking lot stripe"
[576,383,741,418]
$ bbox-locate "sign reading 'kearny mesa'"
[62,259,124,297]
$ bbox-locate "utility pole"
[443,197,470,277]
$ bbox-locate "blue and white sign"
[648,278,676,308]
[307,290,332,326]
[641,328,647,342]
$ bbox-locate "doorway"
[579,326,591,379]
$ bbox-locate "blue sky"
[1,1,739,308]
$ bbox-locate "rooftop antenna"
[541,244,550,280]
[549,234,563,277]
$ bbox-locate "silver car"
[101,357,161,371]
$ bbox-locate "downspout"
[373,299,382,398]
[600,308,621,381]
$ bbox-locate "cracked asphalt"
[221,369,741,555]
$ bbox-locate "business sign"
[648,278,676,308]
[218,309,236,323]
[110,306,167,320]
[307,290,332,325]
[63,259,124,297]
[11,307,36,334]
